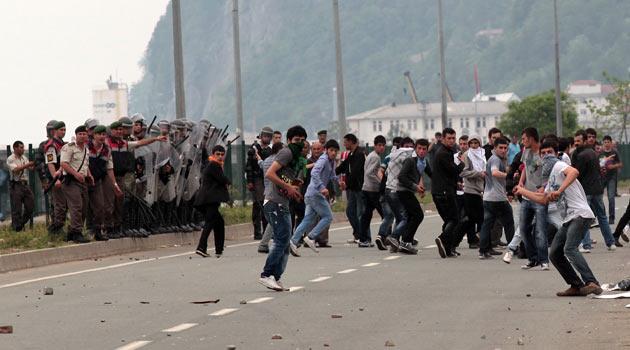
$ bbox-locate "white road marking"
[247,297,274,304]
[362,262,380,267]
[309,276,332,282]
[337,269,357,274]
[424,244,437,249]
[383,256,401,260]
[161,323,198,333]
[115,340,152,350]
[209,308,239,316]
[288,286,304,292]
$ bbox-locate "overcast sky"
[0,0,170,145]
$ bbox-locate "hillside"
[130,0,630,135]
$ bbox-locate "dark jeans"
[262,202,291,280]
[550,217,598,288]
[251,179,267,236]
[519,199,549,264]
[603,177,616,223]
[359,191,383,242]
[10,182,34,231]
[613,199,630,239]
[385,190,407,240]
[479,201,515,253]
[581,194,615,248]
[346,190,365,239]
[196,203,225,254]
[378,194,394,237]
[463,193,483,244]
[397,191,424,243]
[433,192,460,252]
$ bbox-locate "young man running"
[515,141,602,297]
[359,135,387,247]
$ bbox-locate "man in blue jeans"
[572,130,616,252]
[289,140,340,256]
[259,126,307,292]
[518,127,549,270]
[515,140,602,297]
[600,135,622,224]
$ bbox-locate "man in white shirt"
[7,141,35,231]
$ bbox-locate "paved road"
[1,201,630,350]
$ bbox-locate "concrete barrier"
[0,212,349,273]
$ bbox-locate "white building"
[347,100,510,145]
[566,80,614,129]
[92,77,129,125]
[472,92,520,103]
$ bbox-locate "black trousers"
[359,191,383,242]
[196,203,225,254]
[463,193,483,243]
[613,199,630,239]
[433,192,459,252]
[397,191,424,243]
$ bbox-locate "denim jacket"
[306,153,338,198]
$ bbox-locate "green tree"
[498,90,578,137]
[588,72,630,143]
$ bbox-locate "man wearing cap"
[246,127,273,239]
[108,121,167,237]
[88,125,122,240]
[45,121,68,235]
[131,113,146,140]
[85,118,99,141]
[60,126,93,243]
[7,141,35,232]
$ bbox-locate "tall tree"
[498,90,578,137]
[588,72,630,143]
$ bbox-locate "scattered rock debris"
[517,338,525,345]
[190,299,220,304]
[331,314,343,319]
[43,287,54,295]
[526,294,531,297]
[271,334,282,340]
[481,335,486,340]
[385,340,396,347]
[239,300,247,305]
[140,301,150,304]
[0,326,13,334]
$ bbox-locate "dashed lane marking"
[424,244,437,249]
[209,308,239,316]
[161,323,198,333]
[247,297,274,304]
[115,340,152,350]
[288,286,304,292]
[362,262,380,267]
[383,256,401,260]
[337,269,357,274]
[309,276,332,282]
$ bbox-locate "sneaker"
[387,236,400,250]
[375,236,387,251]
[478,252,493,259]
[521,261,539,270]
[452,248,461,256]
[289,242,301,257]
[621,227,630,242]
[358,241,372,248]
[389,243,399,253]
[578,244,591,253]
[303,237,320,253]
[412,239,419,247]
[195,249,210,258]
[540,263,550,271]
[488,249,502,256]
[435,238,447,259]
[347,238,359,244]
[398,242,418,255]
[503,250,514,264]
[215,253,222,258]
[556,287,582,297]
[614,238,624,248]
[275,280,290,292]
[259,276,283,291]
[579,282,603,296]
[257,245,270,254]
[607,244,616,251]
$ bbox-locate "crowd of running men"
[252,124,627,298]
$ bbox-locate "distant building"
[472,92,520,103]
[92,77,129,125]
[347,100,510,145]
[566,80,614,129]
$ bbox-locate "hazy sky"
[0,0,170,145]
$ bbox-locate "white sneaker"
[289,242,301,257]
[502,250,514,264]
[540,263,549,271]
[578,244,591,253]
[275,280,289,291]
[303,236,320,253]
[607,244,616,251]
[259,276,283,291]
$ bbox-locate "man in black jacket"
[195,145,231,258]
[336,133,366,242]
[431,128,465,258]
[246,127,273,239]
[572,130,615,251]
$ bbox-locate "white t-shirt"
[545,161,594,224]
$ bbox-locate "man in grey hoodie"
[460,135,486,249]
[359,135,387,247]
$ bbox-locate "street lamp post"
[332,0,347,137]
[171,0,187,120]
[437,0,448,130]
[553,0,563,136]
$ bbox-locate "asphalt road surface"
[1,200,630,350]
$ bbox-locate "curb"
[0,212,349,274]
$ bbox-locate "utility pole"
[332,0,347,137]
[232,0,244,140]
[553,0,563,136]
[171,0,186,119]
[437,0,448,130]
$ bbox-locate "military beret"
[47,120,58,129]
[119,117,133,128]
[317,130,327,135]
[84,118,99,129]
[93,125,107,134]
[53,121,66,130]
[75,125,87,134]
[110,121,123,129]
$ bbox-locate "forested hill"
[130,0,629,134]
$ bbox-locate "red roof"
[571,80,601,86]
